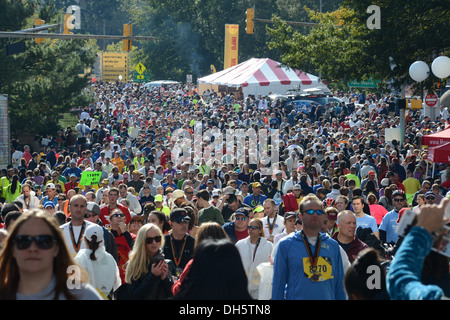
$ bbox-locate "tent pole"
[432,162,435,179]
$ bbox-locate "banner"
[224,24,239,70]
[79,171,102,186]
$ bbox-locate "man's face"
[23,186,31,197]
[119,188,127,198]
[46,188,56,198]
[336,198,347,212]
[85,212,99,224]
[263,202,275,217]
[393,195,406,210]
[301,201,325,231]
[351,199,364,214]
[337,214,357,238]
[170,220,189,235]
[228,200,240,212]
[234,214,249,230]
[425,194,435,205]
[69,197,87,221]
[284,216,296,233]
[108,191,119,204]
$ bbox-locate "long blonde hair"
[125,223,164,284]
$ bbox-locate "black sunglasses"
[14,235,56,250]
[111,213,125,218]
[145,236,162,244]
[248,226,261,230]
[393,198,405,202]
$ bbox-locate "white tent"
[197,58,328,98]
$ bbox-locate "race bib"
[303,256,333,282]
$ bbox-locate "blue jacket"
[387,226,444,300]
[272,231,346,300]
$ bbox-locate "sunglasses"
[304,209,324,215]
[235,216,247,221]
[145,236,162,244]
[111,213,125,218]
[248,226,261,230]
[14,235,56,250]
[426,197,435,200]
[393,198,405,202]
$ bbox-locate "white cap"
[84,224,104,244]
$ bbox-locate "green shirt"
[345,173,361,188]
[198,206,225,226]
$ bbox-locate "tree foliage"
[0,0,97,138]
[267,0,450,92]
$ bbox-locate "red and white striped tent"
[197,58,328,98]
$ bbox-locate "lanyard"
[267,215,277,235]
[69,221,86,253]
[252,238,261,262]
[300,230,321,268]
[170,234,187,268]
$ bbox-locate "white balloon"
[118,75,123,80]
[409,61,430,82]
[431,56,450,79]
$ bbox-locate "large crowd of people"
[0,79,449,300]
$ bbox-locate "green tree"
[0,1,97,138]
[267,0,450,92]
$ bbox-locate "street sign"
[347,78,381,88]
[135,62,146,74]
[133,70,150,83]
[425,93,438,107]
[102,52,128,82]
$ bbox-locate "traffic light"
[64,13,74,35]
[245,8,254,34]
[34,18,45,43]
[123,24,133,52]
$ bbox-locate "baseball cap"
[284,211,297,220]
[44,201,55,208]
[425,191,435,198]
[46,183,56,189]
[368,170,376,176]
[154,194,163,202]
[293,184,302,190]
[170,208,191,223]
[234,208,249,217]
[86,202,101,216]
[84,224,104,242]
[252,182,261,188]
[253,205,264,213]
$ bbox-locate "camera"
[396,204,450,258]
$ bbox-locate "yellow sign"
[224,24,239,70]
[135,62,146,74]
[102,53,128,82]
[136,75,144,80]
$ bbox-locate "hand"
[417,197,450,233]
[118,221,128,233]
[151,260,164,277]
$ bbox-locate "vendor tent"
[427,142,450,164]
[197,58,328,98]
[421,127,450,146]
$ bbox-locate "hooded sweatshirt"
[272,230,346,300]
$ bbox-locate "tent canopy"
[197,58,328,98]
[421,127,450,146]
[427,142,450,164]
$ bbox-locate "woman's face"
[148,214,163,230]
[145,228,162,257]
[417,197,425,206]
[12,218,59,276]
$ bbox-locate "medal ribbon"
[300,230,321,268]
[69,221,86,253]
[170,235,187,268]
[267,215,277,235]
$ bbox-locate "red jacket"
[332,232,368,264]
[282,192,299,212]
